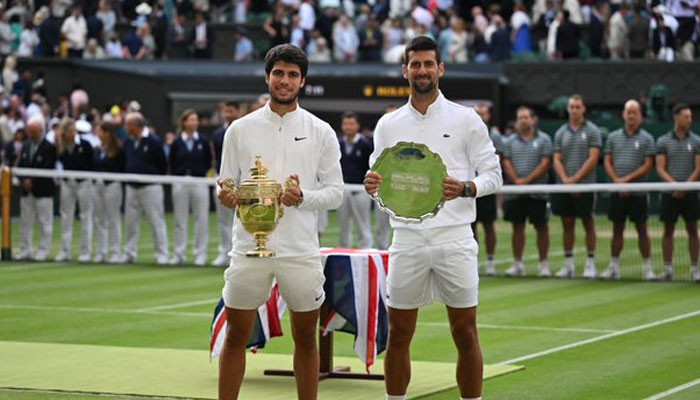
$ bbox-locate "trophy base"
[246,249,275,258]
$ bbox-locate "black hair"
[341,111,360,123]
[224,100,240,109]
[403,36,441,65]
[264,44,309,79]
[673,103,691,116]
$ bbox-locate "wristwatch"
[460,181,473,197]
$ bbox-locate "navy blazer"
[18,139,57,198]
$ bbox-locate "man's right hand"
[217,179,238,209]
[364,171,382,196]
[21,178,31,192]
[672,191,687,199]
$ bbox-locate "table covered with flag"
[210,248,390,373]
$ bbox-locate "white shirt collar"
[262,101,301,124]
[343,133,361,145]
[407,90,446,119]
[181,131,200,141]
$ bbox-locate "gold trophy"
[223,156,297,257]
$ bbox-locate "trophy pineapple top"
[250,156,268,179]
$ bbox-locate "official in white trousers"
[92,122,126,263]
[211,101,240,266]
[337,189,373,248]
[338,111,374,249]
[93,181,122,262]
[122,112,170,264]
[169,110,212,265]
[17,116,56,261]
[55,118,94,262]
[124,184,169,263]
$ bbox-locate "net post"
[1,167,11,260]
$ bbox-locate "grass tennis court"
[1,211,700,399]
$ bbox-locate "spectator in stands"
[289,14,306,48]
[233,27,253,61]
[150,3,168,59]
[96,0,117,37]
[333,14,359,62]
[383,17,405,52]
[2,127,25,167]
[85,7,104,46]
[38,12,61,57]
[446,16,469,63]
[299,0,316,35]
[511,2,532,54]
[628,4,650,59]
[211,100,240,266]
[306,28,331,62]
[502,106,552,277]
[602,100,656,280]
[552,95,602,279]
[55,117,95,263]
[2,55,18,95]
[122,111,169,264]
[18,20,39,57]
[588,1,608,58]
[0,13,13,57]
[93,122,126,264]
[652,13,677,61]
[123,23,155,60]
[669,0,698,61]
[556,10,580,59]
[656,103,700,282]
[191,11,214,58]
[169,109,212,266]
[61,6,87,58]
[17,116,55,261]
[608,3,629,60]
[359,15,383,61]
[489,14,511,61]
[83,38,106,59]
[105,32,123,58]
[218,0,248,23]
[264,2,291,48]
[338,111,373,249]
[473,104,502,276]
[166,12,190,59]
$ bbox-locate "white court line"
[0,387,205,400]
[0,262,63,272]
[0,304,210,318]
[497,309,700,365]
[641,378,700,400]
[136,298,219,312]
[419,321,616,334]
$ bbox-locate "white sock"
[486,258,495,269]
[643,258,653,273]
[386,395,406,400]
[539,259,549,270]
[587,256,595,267]
[515,259,524,269]
[610,257,620,268]
[461,397,482,400]
[691,264,699,272]
[565,256,574,269]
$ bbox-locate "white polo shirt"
[369,91,502,230]
[219,102,344,257]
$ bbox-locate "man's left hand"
[443,177,464,201]
[281,174,303,206]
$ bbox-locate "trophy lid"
[240,156,280,187]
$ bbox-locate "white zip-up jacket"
[219,102,343,257]
[369,91,502,230]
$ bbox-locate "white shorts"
[387,225,479,309]
[222,254,325,312]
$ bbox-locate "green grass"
[2,211,700,399]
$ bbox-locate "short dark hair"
[569,94,584,104]
[265,44,309,79]
[342,111,360,123]
[224,100,240,109]
[673,103,691,116]
[517,106,536,118]
[403,36,441,65]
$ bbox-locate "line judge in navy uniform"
[55,117,95,263]
[17,116,56,261]
[338,111,374,249]
[123,112,170,264]
[211,100,240,266]
[169,109,212,265]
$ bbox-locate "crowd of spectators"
[0,0,695,62]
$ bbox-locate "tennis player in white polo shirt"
[216,44,343,400]
[364,36,502,400]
